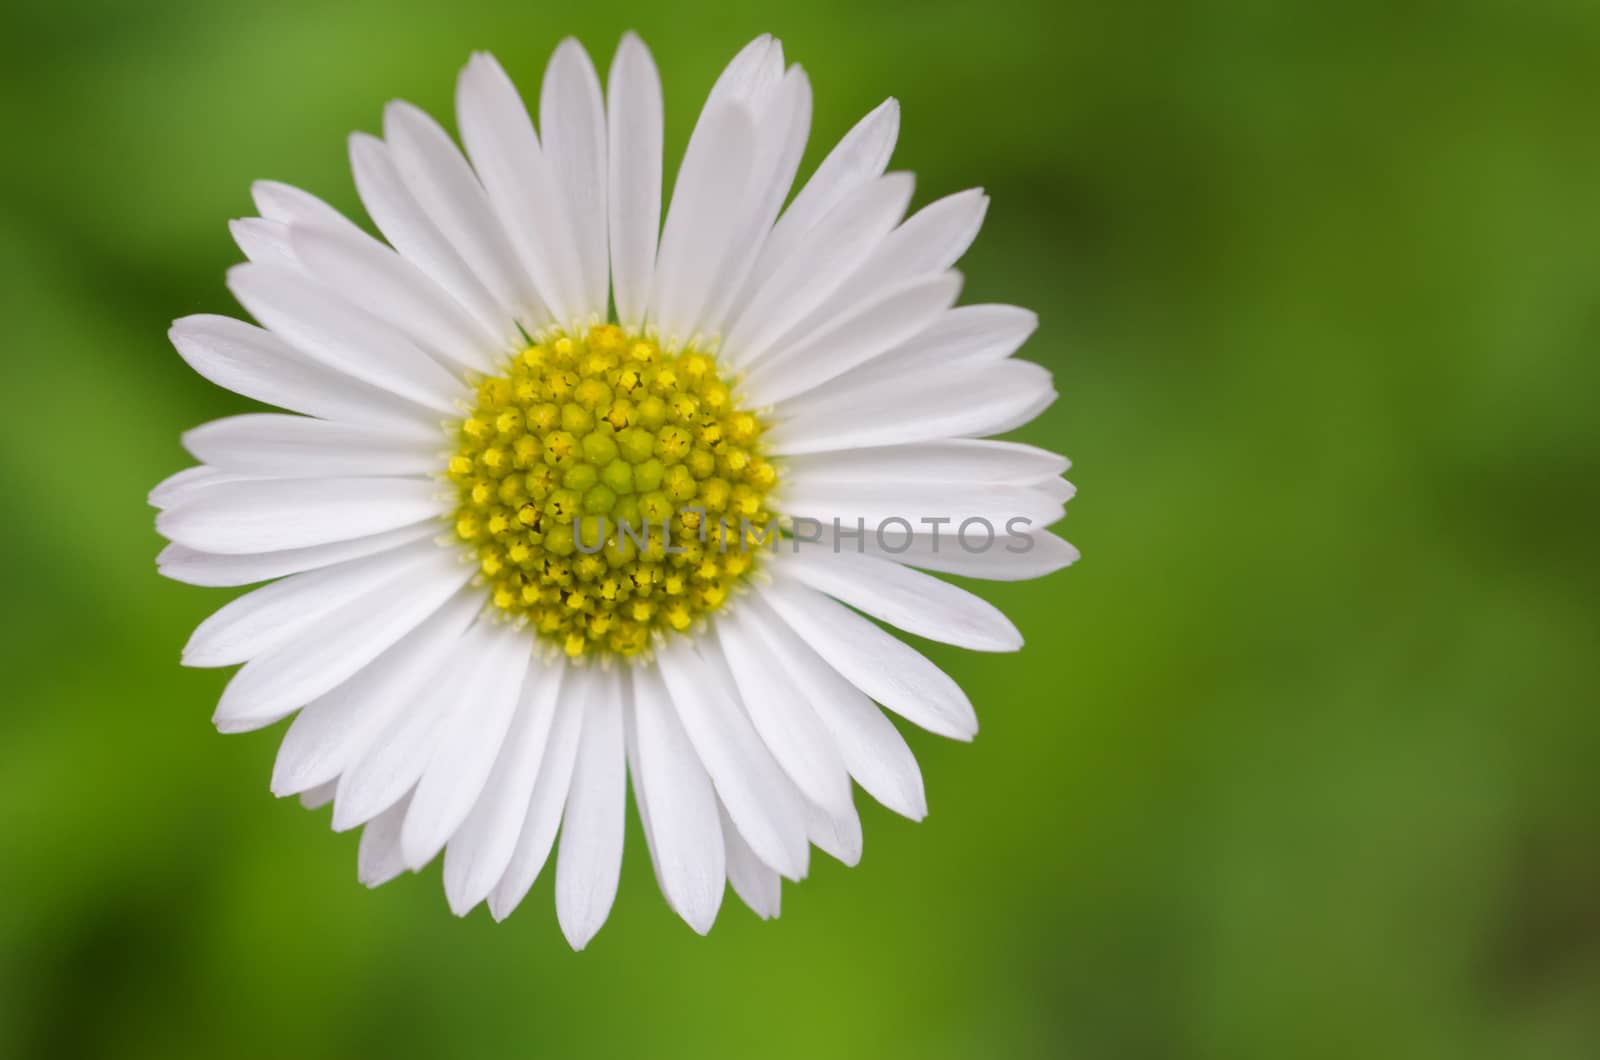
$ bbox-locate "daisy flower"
[152,32,1077,948]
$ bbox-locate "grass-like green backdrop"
[3,0,1597,1056]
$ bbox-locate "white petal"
[148,465,261,509]
[540,39,609,323]
[348,132,511,342]
[767,359,1055,455]
[776,477,1065,535]
[168,315,435,431]
[783,438,1067,486]
[757,98,899,280]
[455,52,582,328]
[555,667,627,950]
[742,594,926,819]
[183,537,444,667]
[181,413,439,477]
[442,657,565,914]
[298,780,337,809]
[357,794,412,887]
[332,617,501,831]
[863,188,988,284]
[648,100,757,347]
[781,546,1022,652]
[622,693,669,902]
[655,640,809,879]
[806,796,863,867]
[866,528,1081,582]
[156,476,448,555]
[227,263,466,414]
[980,383,1059,438]
[715,607,853,816]
[845,304,1038,387]
[230,218,298,268]
[270,592,483,797]
[743,63,811,245]
[744,271,962,406]
[720,801,781,919]
[383,100,539,329]
[251,180,370,242]
[699,65,813,338]
[211,552,471,733]
[630,662,725,934]
[704,36,784,112]
[289,224,502,373]
[760,577,979,740]
[723,172,914,369]
[488,667,588,921]
[401,628,532,869]
[1037,476,1076,504]
[605,33,663,331]
[158,523,437,588]
[780,189,988,358]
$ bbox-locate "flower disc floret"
[448,324,779,657]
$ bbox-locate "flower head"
[153,33,1077,948]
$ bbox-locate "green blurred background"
[4,0,1599,1056]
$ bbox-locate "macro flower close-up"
[16,1,1593,1053]
[148,32,1076,948]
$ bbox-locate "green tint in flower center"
[448,324,778,658]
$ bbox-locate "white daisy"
[152,32,1077,948]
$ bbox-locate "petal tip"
[684,910,718,936]
[560,917,600,951]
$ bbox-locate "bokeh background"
[3,0,1598,1056]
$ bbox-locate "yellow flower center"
[447,324,778,658]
